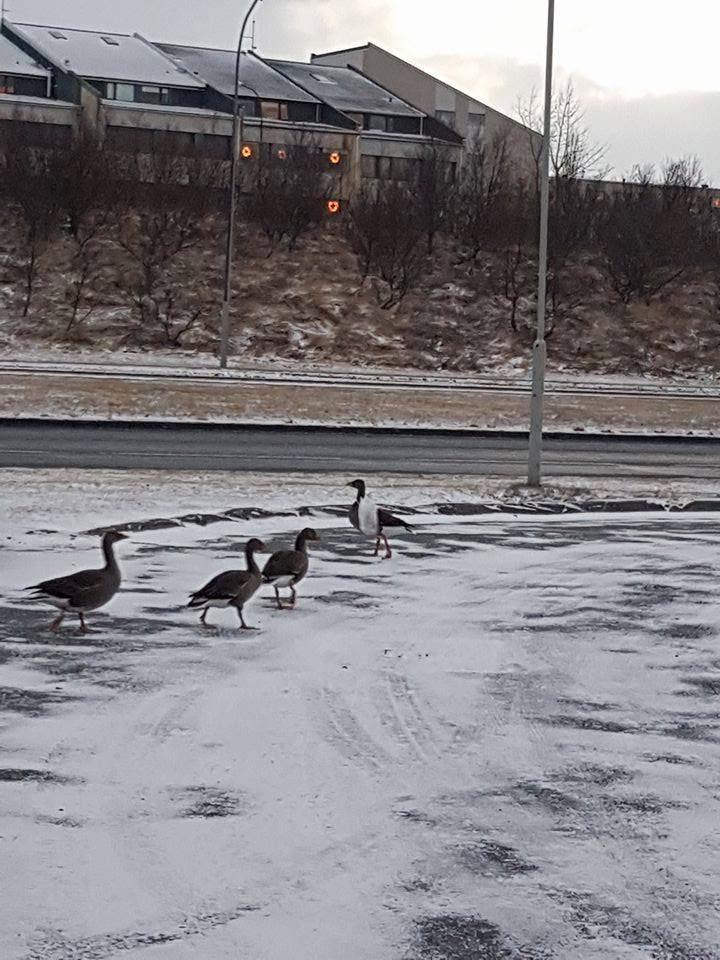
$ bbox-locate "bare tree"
[0,121,61,317]
[246,134,328,254]
[518,80,609,184]
[346,181,425,309]
[115,151,219,346]
[415,144,456,254]
[598,158,704,305]
[50,128,119,333]
[453,131,512,262]
[493,180,537,333]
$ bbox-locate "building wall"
[312,44,541,180]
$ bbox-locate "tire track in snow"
[376,671,441,762]
[317,687,392,772]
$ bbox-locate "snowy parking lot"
[2,477,720,959]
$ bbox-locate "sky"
[6,0,720,183]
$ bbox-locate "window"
[106,82,135,102]
[388,116,421,135]
[261,101,288,120]
[390,157,417,181]
[364,114,387,132]
[101,36,120,46]
[0,75,16,95]
[49,30,67,40]
[467,112,485,140]
[376,157,391,180]
[309,72,337,85]
[287,101,317,123]
[435,109,456,129]
[137,85,170,105]
[360,155,377,179]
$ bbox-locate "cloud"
[415,54,720,185]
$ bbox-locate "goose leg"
[373,536,381,557]
[200,608,209,626]
[237,607,258,631]
[382,533,392,560]
[50,612,65,633]
[78,612,88,634]
[274,587,283,610]
[289,585,297,607]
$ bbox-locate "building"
[311,42,540,177]
[266,58,462,182]
[0,30,78,142]
[0,20,518,193]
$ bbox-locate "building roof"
[267,60,424,117]
[0,32,50,78]
[8,22,204,88]
[156,44,318,103]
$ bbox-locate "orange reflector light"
[240,145,253,159]
[327,199,340,215]
[329,151,341,165]
[277,148,287,160]
[713,197,720,209]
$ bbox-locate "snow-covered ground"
[2,476,720,959]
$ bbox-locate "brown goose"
[348,479,412,559]
[188,537,265,629]
[27,530,127,633]
[262,528,320,609]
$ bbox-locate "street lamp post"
[219,0,263,369]
[527,0,555,486]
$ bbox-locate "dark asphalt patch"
[172,786,251,819]
[454,838,538,877]
[0,685,74,716]
[0,767,75,783]
[405,915,549,960]
[24,903,259,960]
[678,675,720,697]
[314,590,381,609]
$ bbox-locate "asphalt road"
[2,420,720,479]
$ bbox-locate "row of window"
[435,109,485,138]
[0,74,48,98]
[343,112,422,135]
[360,154,458,183]
[104,82,174,105]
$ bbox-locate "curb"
[1,416,720,446]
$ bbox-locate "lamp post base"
[527,338,547,488]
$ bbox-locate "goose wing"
[29,567,105,601]
[378,508,413,532]
[189,569,247,606]
[262,550,307,583]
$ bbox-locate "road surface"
[2,420,720,478]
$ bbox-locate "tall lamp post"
[219,0,263,369]
[527,0,555,486]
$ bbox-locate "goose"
[188,537,265,629]
[27,529,127,633]
[348,479,412,559]
[262,528,320,609]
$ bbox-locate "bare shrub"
[0,121,61,317]
[246,134,328,254]
[346,181,425,309]
[50,129,121,334]
[453,131,512,262]
[416,144,456,254]
[114,152,221,347]
[598,158,704,305]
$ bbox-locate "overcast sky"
[8,0,720,183]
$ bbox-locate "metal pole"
[527,0,555,486]
[219,0,263,369]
